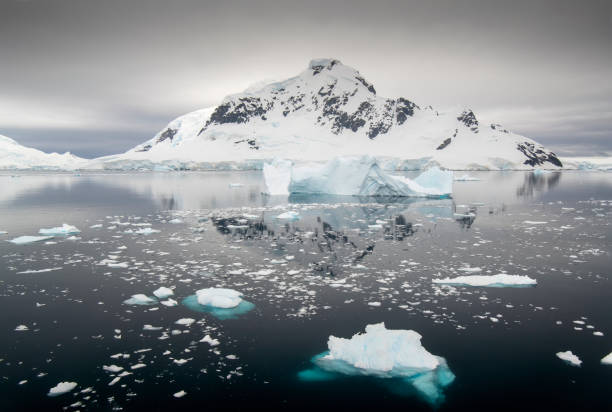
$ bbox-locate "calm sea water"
[0,170,610,411]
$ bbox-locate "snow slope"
[91,58,563,171]
[0,134,86,170]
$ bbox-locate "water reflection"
[516,171,562,198]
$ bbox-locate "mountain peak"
[308,58,342,74]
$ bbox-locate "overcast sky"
[1,0,611,158]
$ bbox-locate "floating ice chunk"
[143,324,163,331]
[368,302,381,307]
[263,159,292,195]
[130,363,146,370]
[90,224,102,228]
[39,223,80,236]
[153,287,174,299]
[457,267,482,273]
[275,211,300,221]
[103,365,123,373]
[287,157,453,197]
[107,262,129,268]
[302,323,454,405]
[17,267,62,274]
[173,390,187,398]
[432,274,537,287]
[161,298,178,307]
[175,318,195,327]
[523,221,547,225]
[556,351,582,366]
[133,227,160,235]
[168,218,183,224]
[601,352,612,365]
[48,381,77,397]
[200,335,220,346]
[15,324,29,331]
[123,294,157,305]
[196,288,243,308]
[8,235,54,245]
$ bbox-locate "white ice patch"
[195,288,243,308]
[39,223,80,236]
[601,352,612,365]
[8,235,54,245]
[48,381,77,397]
[175,318,196,327]
[263,159,292,195]
[153,286,174,299]
[123,294,157,305]
[275,211,300,220]
[17,267,62,274]
[432,274,536,287]
[556,351,582,366]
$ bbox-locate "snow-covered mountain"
[0,134,86,170]
[93,58,563,171]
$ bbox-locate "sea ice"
[173,390,187,398]
[300,323,454,405]
[153,286,174,299]
[133,228,160,235]
[601,352,612,365]
[287,157,453,197]
[48,381,77,397]
[556,351,582,366]
[39,223,80,236]
[175,318,195,327]
[432,274,537,287]
[123,294,157,305]
[196,288,243,308]
[15,324,29,331]
[263,159,292,195]
[103,365,123,373]
[275,211,300,220]
[8,235,54,245]
[17,267,62,274]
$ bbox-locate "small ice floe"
[200,335,220,346]
[454,174,480,181]
[103,365,123,373]
[457,267,482,273]
[153,287,174,299]
[143,325,163,331]
[90,224,103,228]
[123,294,157,305]
[601,352,612,365]
[196,288,243,308]
[161,298,178,307]
[39,223,80,236]
[556,351,582,367]
[15,324,29,331]
[130,363,146,370]
[523,221,547,225]
[298,323,454,406]
[432,274,537,287]
[107,262,128,268]
[183,288,254,320]
[368,302,381,307]
[48,381,77,397]
[593,331,604,337]
[8,235,54,245]
[275,211,300,221]
[131,228,160,235]
[17,267,62,274]
[173,390,187,398]
[168,218,183,224]
[175,318,195,327]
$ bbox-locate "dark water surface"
[0,171,610,411]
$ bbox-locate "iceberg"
[601,352,612,365]
[123,294,157,305]
[432,274,537,287]
[8,235,54,245]
[153,286,174,299]
[264,157,453,197]
[299,323,455,405]
[556,350,582,367]
[263,159,292,195]
[39,223,80,236]
[196,288,243,308]
[48,381,77,397]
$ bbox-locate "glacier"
[0,134,86,170]
[432,274,537,287]
[299,323,455,405]
[39,223,81,236]
[265,157,453,197]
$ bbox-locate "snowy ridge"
[89,58,563,171]
[0,135,86,170]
